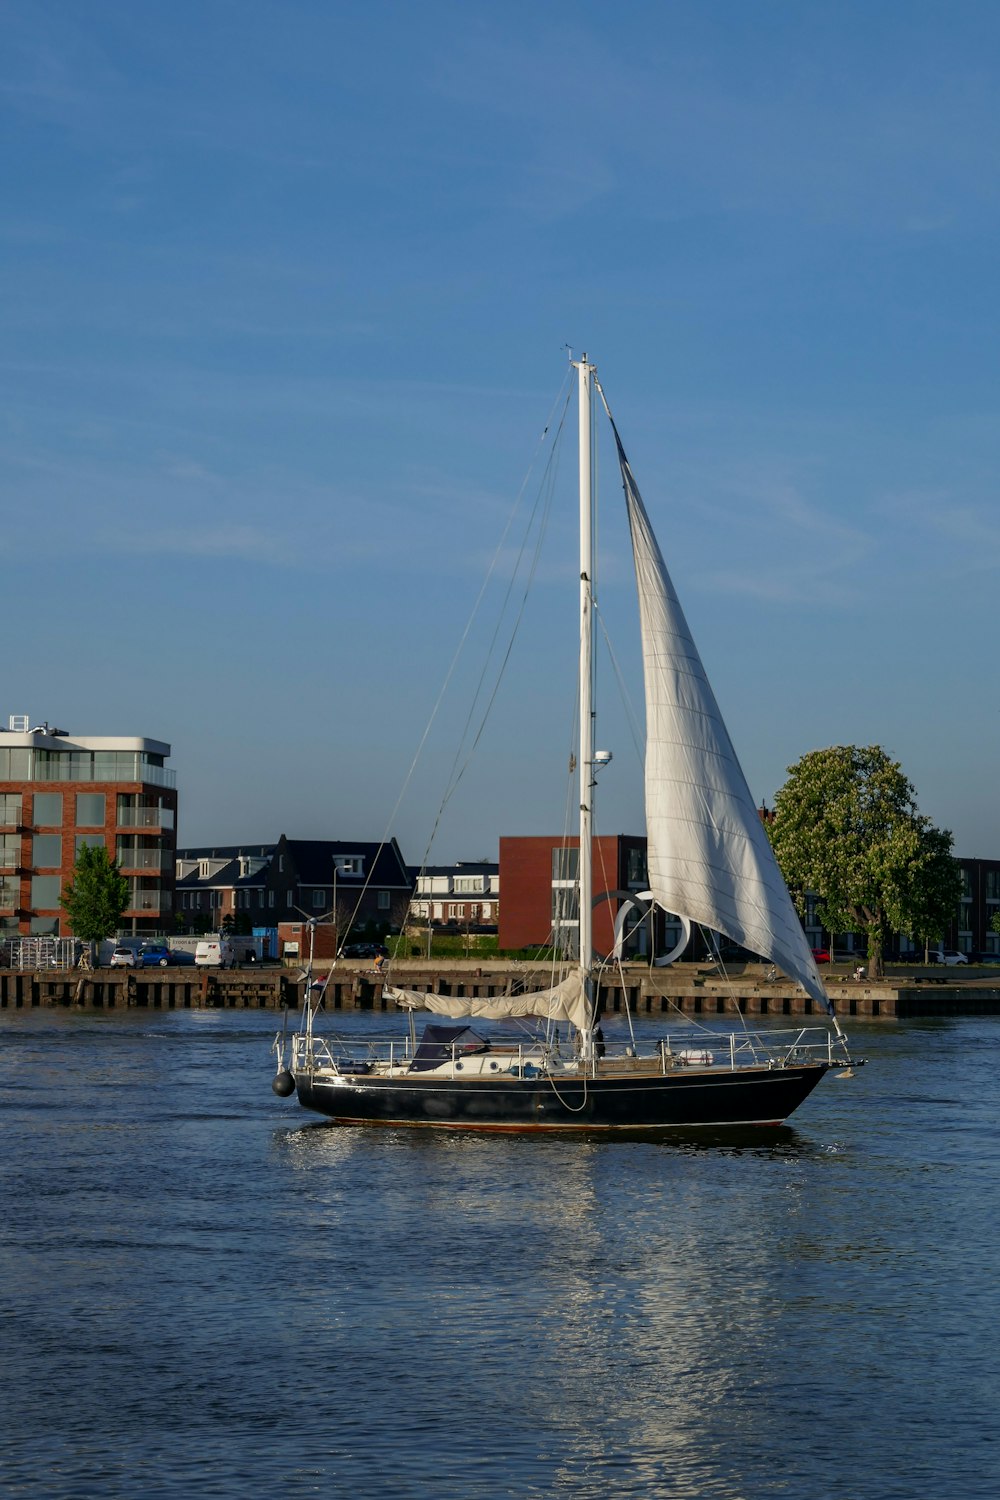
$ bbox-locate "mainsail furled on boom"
[610,423,830,1013]
[385,970,593,1034]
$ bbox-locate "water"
[2,1006,998,1499]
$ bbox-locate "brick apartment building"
[498,834,673,957]
[0,716,177,938]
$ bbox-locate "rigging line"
[436,394,569,797]
[415,387,574,870]
[375,372,575,878]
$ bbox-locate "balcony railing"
[116,808,175,830]
[118,848,171,873]
[28,759,176,788]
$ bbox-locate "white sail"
[614,430,829,1011]
[386,970,593,1034]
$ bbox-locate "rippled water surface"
[2,1006,998,1498]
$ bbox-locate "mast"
[576,355,595,1058]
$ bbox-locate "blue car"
[139,945,172,967]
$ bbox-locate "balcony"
[117,846,171,873]
[116,807,174,830]
[28,757,176,788]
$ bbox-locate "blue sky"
[3,0,999,863]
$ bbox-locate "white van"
[195,935,259,969]
[196,938,233,968]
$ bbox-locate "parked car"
[110,947,137,967]
[811,948,830,964]
[340,942,389,959]
[139,944,172,967]
[928,949,968,965]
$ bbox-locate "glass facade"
[76,834,106,855]
[3,748,176,786]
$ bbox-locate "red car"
[811,948,830,963]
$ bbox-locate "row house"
[0,715,176,938]
[409,861,499,932]
[174,844,274,929]
[175,835,414,957]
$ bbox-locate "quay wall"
[3,962,1000,1020]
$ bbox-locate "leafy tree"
[59,845,130,953]
[769,745,961,978]
[991,911,1000,939]
[899,824,964,962]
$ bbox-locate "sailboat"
[271,355,856,1131]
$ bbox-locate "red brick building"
[499,834,658,957]
[0,718,177,938]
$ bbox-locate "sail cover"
[385,970,593,1033]
[613,428,830,1013]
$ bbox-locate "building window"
[377,890,390,910]
[31,874,62,908]
[552,847,578,881]
[30,916,59,936]
[1,834,21,869]
[626,845,648,888]
[0,748,31,778]
[312,889,326,909]
[33,792,63,826]
[0,794,23,825]
[75,793,106,828]
[268,891,275,908]
[75,834,105,856]
[32,833,62,867]
[0,876,19,909]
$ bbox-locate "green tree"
[769,745,961,978]
[898,824,964,962]
[59,845,130,953]
[991,911,1000,939]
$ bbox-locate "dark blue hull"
[294,1062,831,1132]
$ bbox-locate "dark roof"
[175,845,274,890]
[282,837,412,888]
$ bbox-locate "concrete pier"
[2,960,1000,1019]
